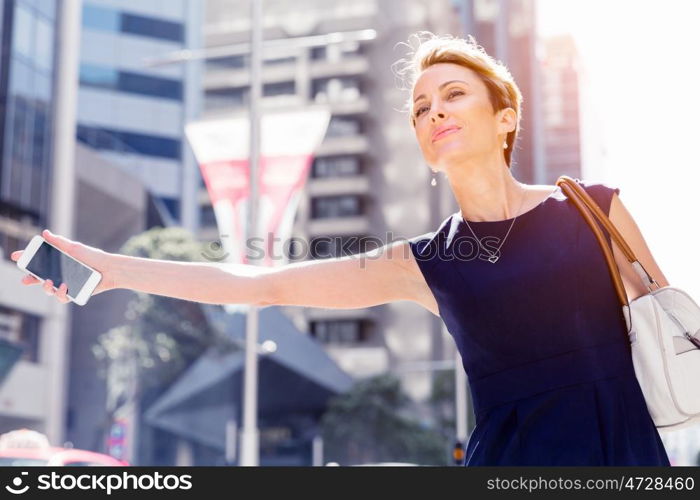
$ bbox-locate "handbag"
[556,175,700,432]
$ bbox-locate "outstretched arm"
[12,230,439,315]
[111,239,438,313]
[262,242,437,313]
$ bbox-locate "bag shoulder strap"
[555,175,660,307]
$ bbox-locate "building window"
[12,5,35,60]
[312,77,361,103]
[36,0,57,19]
[118,71,182,100]
[121,13,184,43]
[310,319,371,345]
[205,87,249,110]
[263,81,295,97]
[326,116,361,137]
[0,203,37,262]
[82,4,119,31]
[265,55,295,66]
[34,16,55,72]
[311,156,362,178]
[77,125,181,159]
[200,204,217,228]
[309,42,363,61]
[80,64,182,100]
[310,46,326,60]
[205,54,248,70]
[79,64,118,90]
[311,195,363,219]
[82,4,184,43]
[0,305,41,363]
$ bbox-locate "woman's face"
[411,63,514,170]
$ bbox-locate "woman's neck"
[443,158,524,223]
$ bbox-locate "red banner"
[186,109,330,267]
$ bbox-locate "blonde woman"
[11,33,671,466]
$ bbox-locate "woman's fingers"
[39,279,70,303]
[56,283,70,303]
[21,275,40,285]
[10,250,22,262]
[42,229,76,255]
[21,276,69,303]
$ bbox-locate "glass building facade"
[77,2,188,223]
[0,0,57,258]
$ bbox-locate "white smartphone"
[16,235,102,306]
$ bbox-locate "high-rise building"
[457,0,544,183]
[200,0,466,407]
[0,0,61,442]
[76,0,202,230]
[64,0,205,459]
[540,34,583,182]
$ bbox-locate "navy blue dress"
[409,181,671,466]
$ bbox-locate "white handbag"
[557,175,700,432]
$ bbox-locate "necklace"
[461,183,527,264]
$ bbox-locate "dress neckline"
[458,185,560,225]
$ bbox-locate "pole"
[239,0,263,467]
[47,0,81,447]
[225,419,238,465]
[454,349,468,443]
[312,435,323,466]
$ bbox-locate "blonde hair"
[392,32,523,168]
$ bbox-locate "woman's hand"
[10,229,118,304]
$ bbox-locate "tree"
[91,226,236,463]
[429,369,457,441]
[320,374,449,465]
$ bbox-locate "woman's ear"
[497,107,517,135]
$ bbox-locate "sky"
[537,0,700,297]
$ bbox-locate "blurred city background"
[0,0,698,466]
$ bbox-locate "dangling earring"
[431,170,437,187]
[503,141,508,149]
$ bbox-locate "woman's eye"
[415,106,429,117]
[414,91,462,117]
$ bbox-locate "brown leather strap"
[555,177,629,307]
[555,175,661,308]
[558,177,638,259]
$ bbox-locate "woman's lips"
[432,127,460,142]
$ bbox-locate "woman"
[11,33,671,466]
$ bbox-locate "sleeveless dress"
[408,180,671,466]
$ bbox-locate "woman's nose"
[431,111,446,122]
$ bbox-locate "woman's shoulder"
[577,178,620,196]
[407,212,459,265]
[408,212,457,246]
[565,178,621,216]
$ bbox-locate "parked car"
[0,446,128,466]
[0,429,127,466]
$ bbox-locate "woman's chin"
[433,147,469,165]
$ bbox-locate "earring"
[503,141,508,149]
[431,170,437,187]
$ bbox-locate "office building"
[77,0,202,230]
[201,0,467,406]
[0,0,63,444]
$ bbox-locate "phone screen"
[25,241,93,296]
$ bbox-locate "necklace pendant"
[487,254,499,263]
